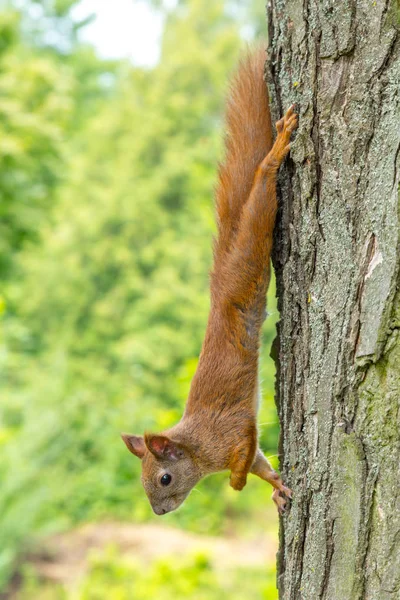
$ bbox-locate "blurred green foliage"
[16,547,278,600]
[0,0,280,596]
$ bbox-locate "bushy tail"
[214,47,273,264]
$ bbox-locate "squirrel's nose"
[153,506,167,515]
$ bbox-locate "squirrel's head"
[121,432,201,515]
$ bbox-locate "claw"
[272,482,293,514]
[284,104,295,120]
[272,489,287,515]
[280,484,293,499]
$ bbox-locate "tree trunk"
[267,1,400,599]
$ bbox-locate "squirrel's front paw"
[230,472,247,491]
[272,485,293,515]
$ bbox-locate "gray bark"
[266,1,400,599]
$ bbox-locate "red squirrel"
[122,48,297,515]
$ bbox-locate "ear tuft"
[145,434,186,461]
[121,433,146,459]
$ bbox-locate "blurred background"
[0,0,281,598]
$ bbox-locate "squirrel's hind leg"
[250,449,292,514]
[213,106,298,309]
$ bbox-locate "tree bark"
[267,1,400,599]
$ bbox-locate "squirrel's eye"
[160,473,172,486]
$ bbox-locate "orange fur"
[122,48,297,516]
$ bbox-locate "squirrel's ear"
[145,434,187,461]
[121,433,146,459]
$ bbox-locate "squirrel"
[122,48,298,516]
